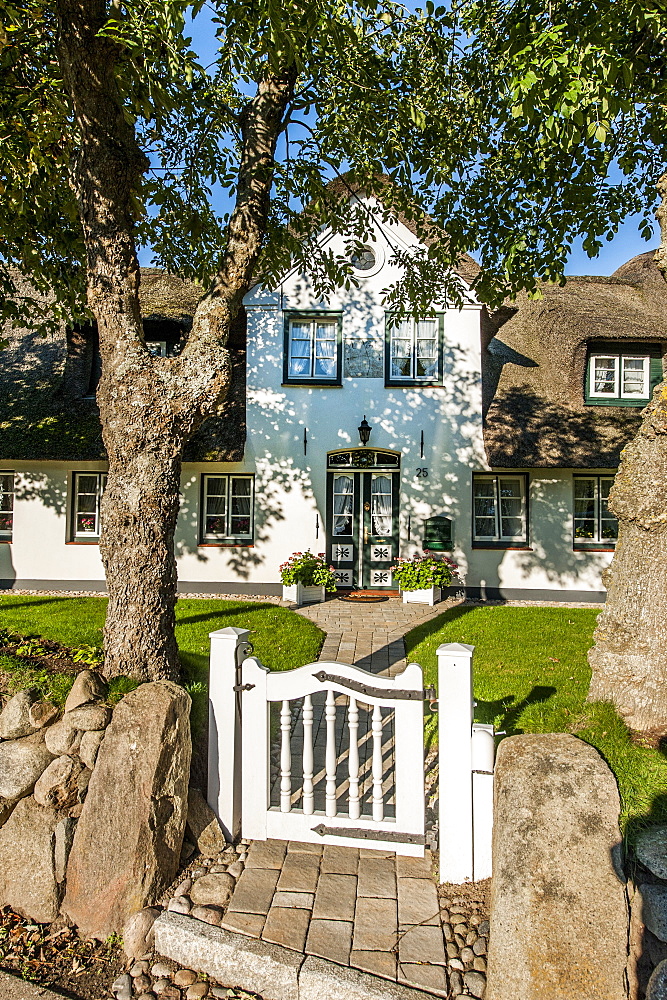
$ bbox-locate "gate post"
[437,642,475,883]
[207,627,250,842]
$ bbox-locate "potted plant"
[392,553,458,606]
[280,551,337,606]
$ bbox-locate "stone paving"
[220,838,453,996]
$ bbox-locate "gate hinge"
[233,682,255,692]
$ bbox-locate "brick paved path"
[221,839,450,996]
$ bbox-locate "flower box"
[401,585,442,606]
[282,583,327,606]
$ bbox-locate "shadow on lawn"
[175,602,278,628]
[0,597,89,610]
[404,602,485,653]
[476,684,557,734]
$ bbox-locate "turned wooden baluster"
[348,696,360,820]
[280,699,292,813]
[325,689,337,817]
[372,703,384,822]
[302,694,314,815]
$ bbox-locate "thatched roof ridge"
[483,251,667,468]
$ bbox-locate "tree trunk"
[55,1,294,681]
[588,385,667,731]
[587,172,667,732]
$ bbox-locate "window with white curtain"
[72,472,107,539]
[387,316,440,382]
[202,475,254,542]
[573,476,618,547]
[473,474,527,544]
[287,316,339,381]
[371,474,392,535]
[332,474,354,536]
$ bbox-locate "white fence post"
[471,723,495,881]
[437,642,475,883]
[207,627,250,842]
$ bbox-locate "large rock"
[45,717,82,756]
[62,681,191,939]
[64,703,111,731]
[0,731,54,816]
[0,689,39,739]
[64,670,107,713]
[34,755,85,810]
[637,884,667,942]
[0,795,61,922]
[186,787,227,858]
[636,826,667,880]
[486,734,628,1000]
[79,729,105,769]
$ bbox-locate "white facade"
[0,204,615,599]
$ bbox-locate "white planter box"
[282,583,326,607]
[401,586,442,606]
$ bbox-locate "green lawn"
[406,604,667,833]
[0,594,324,733]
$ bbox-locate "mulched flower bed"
[0,907,125,999]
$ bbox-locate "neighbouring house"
[1,194,665,601]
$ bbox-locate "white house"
[1,194,665,601]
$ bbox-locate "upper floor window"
[0,473,15,539]
[585,342,663,406]
[573,476,618,548]
[72,472,106,539]
[385,315,443,386]
[473,474,528,546]
[283,314,342,386]
[201,474,254,543]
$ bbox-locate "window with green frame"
[585,342,664,406]
[283,313,342,385]
[573,476,618,548]
[385,315,444,386]
[201,474,254,543]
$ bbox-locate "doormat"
[338,591,392,603]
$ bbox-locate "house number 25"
[416,468,429,477]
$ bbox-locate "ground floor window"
[72,472,107,539]
[201,474,254,543]
[472,474,528,545]
[573,476,618,548]
[0,473,14,539]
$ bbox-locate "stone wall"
[0,673,191,937]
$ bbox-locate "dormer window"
[283,313,342,386]
[585,342,663,406]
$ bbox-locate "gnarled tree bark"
[587,172,667,731]
[56,0,294,680]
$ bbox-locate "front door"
[326,451,400,589]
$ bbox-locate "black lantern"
[358,415,372,445]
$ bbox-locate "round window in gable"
[351,247,377,272]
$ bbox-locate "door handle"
[364,527,369,544]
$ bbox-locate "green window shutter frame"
[585,343,664,407]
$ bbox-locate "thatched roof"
[0,271,245,463]
[483,251,667,468]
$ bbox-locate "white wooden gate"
[239,656,426,856]
[207,628,495,877]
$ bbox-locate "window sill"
[585,399,649,407]
[385,380,443,389]
[198,542,255,548]
[281,381,343,388]
[66,539,100,545]
[472,543,531,550]
[0,539,11,544]
[573,546,616,552]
